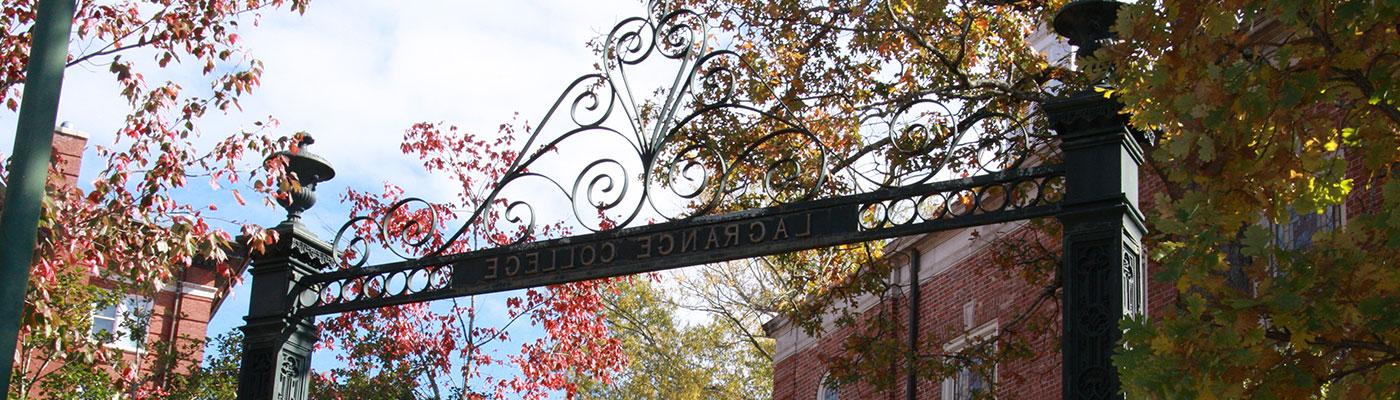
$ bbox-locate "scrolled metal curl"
[654,9,704,59]
[661,143,721,201]
[641,141,727,221]
[332,215,376,269]
[379,197,440,259]
[572,158,643,232]
[726,127,829,205]
[329,3,1050,267]
[609,17,656,65]
[501,200,537,245]
[692,51,742,108]
[567,75,615,129]
[329,196,442,268]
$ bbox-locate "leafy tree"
[573,275,772,400]
[3,0,307,397]
[648,0,1398,398]
[4,2,626,399]
[319,123,627,400]
[163,331,243,400]
[1109,1,1399,398]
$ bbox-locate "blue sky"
[1,0,650,395]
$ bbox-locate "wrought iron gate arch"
[236,1,1146,399]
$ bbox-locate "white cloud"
[0,0,658,360]
[235,0,643,198]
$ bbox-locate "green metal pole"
[0,0,76,396]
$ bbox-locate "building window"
[942,322,997,400]
[817,373,839,400]
[91,296,151,351]
[1272,205,1343,251]
[942,361,991,400]
[1271,146,1345,253]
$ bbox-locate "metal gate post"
[237,138,336,400]
[237,221,327,400]
[0,0,77,394]
[1046,90,1146,400]
[1047,2,1144,399]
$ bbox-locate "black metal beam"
[297,165,1063,316]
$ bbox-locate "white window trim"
[177,282,219,299]
[88,272,219,300]
[942,321,998,400]
[816,372,840,400]
[91,295,152,353]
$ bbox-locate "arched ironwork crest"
[329,4,1053,273]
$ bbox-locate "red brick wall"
[144,279,217,376]
[14,131,228,397]
[772,167,1178,400]
[772,230,1065,400]
[50,126,86,186]
[1344,151,1388,218]
[769,150,1392,399]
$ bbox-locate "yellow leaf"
[1150,335,1175,353]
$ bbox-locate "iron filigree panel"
[306,3,1058,315]
[330,4,1050,264]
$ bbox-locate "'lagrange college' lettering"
[475,212,814,281]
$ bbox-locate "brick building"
[763,168,1176,400]
[762,135,1383,399]
[758,30,1091,400]
[8,126,245,396]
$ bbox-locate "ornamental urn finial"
[1053,0,1129,58]
[269,134,336,222]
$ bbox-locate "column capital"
[1043,90,1130,139]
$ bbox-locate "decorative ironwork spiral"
[330,2,1051,267]
[691,51,741,107]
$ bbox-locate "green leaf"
[1273,292,1303,313]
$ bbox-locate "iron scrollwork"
[315,3,1053,310]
